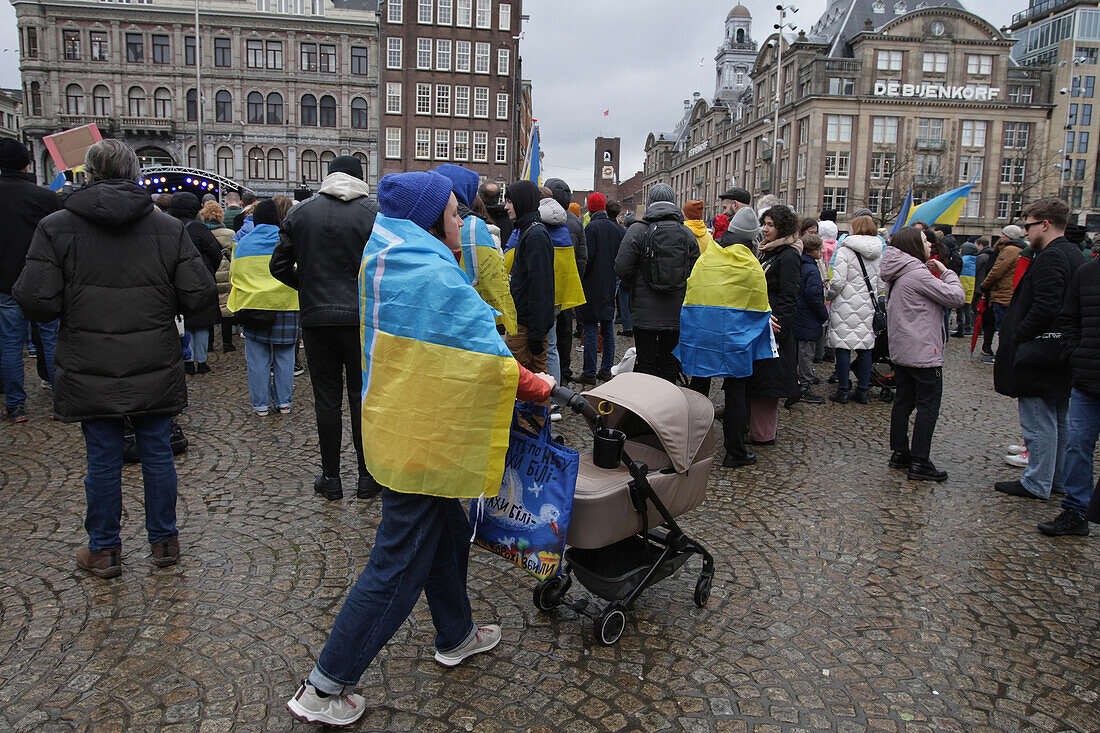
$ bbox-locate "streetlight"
[772,4,797,198]
[194,0,205,171]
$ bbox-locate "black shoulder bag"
[854,252,888,337]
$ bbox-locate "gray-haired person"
[14,139,217,578]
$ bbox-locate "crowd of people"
[1,134,1098,726]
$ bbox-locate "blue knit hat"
[377,171,454,232]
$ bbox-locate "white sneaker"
[1004,451,1029,468]
[1007,444,1027,455]
[278,406,291,414]
[433,624,501,667]
[255,409,269,417]
[286,681,366,727]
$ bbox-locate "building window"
[248,147,265,179]
[876,50,902,71]
[153,34,170,64]
[916,153,940,176]
[267,149,284,180]
[185,36,198,66]
[388,38,403,69]
[825,115,852,142]
[795,188,805,213]
[958,155,983,182]
[453,130,469,160]
[126,33,144,63]
[419,0,433,23]
[436,39,452,70]
[456,41,471,72]
[962,195,980,218]
[437,0,453,23]
[822,187,848,214]
[301,150,319,182]
[1079,131,1091,153]
[386,83,402,114]
[90,31,108,61]
[473,87,489,117]
[385,128,402,159]
[495,136,507,164]
[266,92,284,124]
[472,131,488,162]
[418,38,432,69]
[187,145,198,169]
[499,2,511,30]
[797,118,809,145]
[796,152,806,180]
[214,90,231,122]
[247,39,263,68]
[435,129,451,160]
[266,40,283,69]
[301,42,318,71]
[922,52,947,73]
[475,42,490,73]
[65,83,85,115]
[997,193,1021,219]
[30,82,41,116]
[436,84,451,115]
[966,54,992,75]
[417,83,432,115]
[454,86,470,116]
[352,46,368,74]
[319,44,336,73]
[476,0,490,28]
[217,147,234,179]
[497,48,510,76]
[1000,158,1025,184]
[211,37,231,67]
[24,27,39,59]
[960,120,987,147]
[388,0,403,22]
[1073,75,1096,98]
[1082,104,1094,125]
[187,88,199,121]
[917,117,944,140]
[867,188,892,215]
[415,128,431,159]
[496,92,509,120]
[351,97,368,129]
[828,77,854,95]
[1003,122,1030,148]
[63,30,81,60]
[247,91,264,123]
[308,95,331,127]
[870,151,895,178]
[457,0,472,26]
[823,150,850,178]
[301,94,318,125]
[320,151,336,171]
[92,84,110,115]
[126,86,145,116]
[1007,85,1033,104]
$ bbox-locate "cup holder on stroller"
[592,426,626,469]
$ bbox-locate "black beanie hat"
[328,155,364,181]
[253,199,281,226]
[0,139,31,171]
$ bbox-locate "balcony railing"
[1011,0,1079,26]
[915,138,947,151]
[120,117,173,132]
[761,148,773,160]
[914,174,945,187]
[58,114,111,129]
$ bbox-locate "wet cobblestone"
[1,338,1098,732]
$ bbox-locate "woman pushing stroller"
[287,171,556,728]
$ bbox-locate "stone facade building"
[0,90,21,141]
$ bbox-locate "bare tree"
[852,151,920,228]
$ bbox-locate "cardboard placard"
[43,124,103,172]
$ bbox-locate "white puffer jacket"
[827,234,884,350]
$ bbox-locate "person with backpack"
[614,184,699,384]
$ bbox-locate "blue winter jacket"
[794,253,829,341]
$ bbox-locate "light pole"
[194,0,205,171]
[772,4,797,198]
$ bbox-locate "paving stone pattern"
[1,338,1098,732]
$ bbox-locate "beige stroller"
[538,373,716,645]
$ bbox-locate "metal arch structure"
[138,166,244,197]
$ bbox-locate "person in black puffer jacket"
[171,191,223,374]
[14,139,216,578]
[503,180,555,382]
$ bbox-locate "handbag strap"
[854,251,876,302]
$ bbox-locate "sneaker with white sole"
[1007,444,1027,455]
[286,680,366,727]
[1004,450,1028,468]
[433,624,501,667]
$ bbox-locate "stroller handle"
[551,385,599,423]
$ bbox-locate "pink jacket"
[880,246,966,368]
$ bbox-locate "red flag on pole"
[603,109,610,116]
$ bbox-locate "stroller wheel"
[594,603,627,646]
[694,574,712,608]
[533,574,571,611]
[880,389,894,403]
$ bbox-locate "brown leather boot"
[150,536,180,567]
[76,546,121,578]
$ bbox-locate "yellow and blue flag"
[890,187,913,236]
[960,252,976,302]
[359,214,519,499]
[502,219,585,309]
[227,224,299,312]
[673,242,777,378]
[459,214,518,334]
[521,125,541,185]
[905,183,974,227]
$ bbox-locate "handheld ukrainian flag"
[359,214,519,499]
[460,214,519,334]
[226,224,299,312]
[673,241,777,378]
[48,171,67,192]
[905,183,974,227]
[521,124,541,185]
[890,187,913,236]
[960,251,977,302]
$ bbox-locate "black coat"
[794,253,829,341]
[974,247,996,301]
[12,179,217,422]
[748,241,801,399]
[577,211,624,323]
[170,193,223,330]
[509,211,555,337]
[270,183,379,326]
[614,202,699,331]
[1061,257,1100,396]
[0,170,62,294]
[995,237,1086,399]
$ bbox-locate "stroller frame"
[534,387,716,646]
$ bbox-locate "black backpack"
[640,219,692,292]
[123,418,189,463]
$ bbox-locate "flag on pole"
[603,109,610,116]
[889,187,913,236]
[521,124,541,185]
[47,172,67,192]
[904,183,975,228]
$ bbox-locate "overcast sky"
[0,0,1015,190]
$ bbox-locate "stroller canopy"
[585,373,714,473]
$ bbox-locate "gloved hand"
[528,337,545,356]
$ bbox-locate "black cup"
[593,427,626,469]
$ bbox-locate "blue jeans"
[81,414,178,552]
[834,348,872,392]
[1018,395,1070,498]
[617,283,632,332]
[1,294,57,409]
[993,303,1008,331]
[582,320,614,376]
[1062,388,1100,515]
[308,489,477,694]
[545,316,561,387]
[185,328,208,364]
[245,338,295,411]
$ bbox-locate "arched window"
[187,145,198,169]
[351,97,368,129]
[353,152,368,172]
[127,86,145,117]
[267,148,284,179]
[92,85,111,116]
[216,146,234,179]
[248,147,265,179]
[247,92,264,124]
[736,28,745,43]
[66,83,85,115]
[319,95,336,128]
[215,90,232,122]
[300,94,317,126]
[301,150,318,182]
[187,89,198,121]
[266,92,283,124]
[30,81,43,116]
[153,87,171,118]
[320,150,336,172]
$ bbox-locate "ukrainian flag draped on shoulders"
[359,214,519,499]
[502,198,586,309]
[226,224,299,312]
[459,213,519,334]
[674,242,776,378]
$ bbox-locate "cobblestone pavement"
[1,335,1098,733]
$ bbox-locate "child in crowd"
[790,234,829,407]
